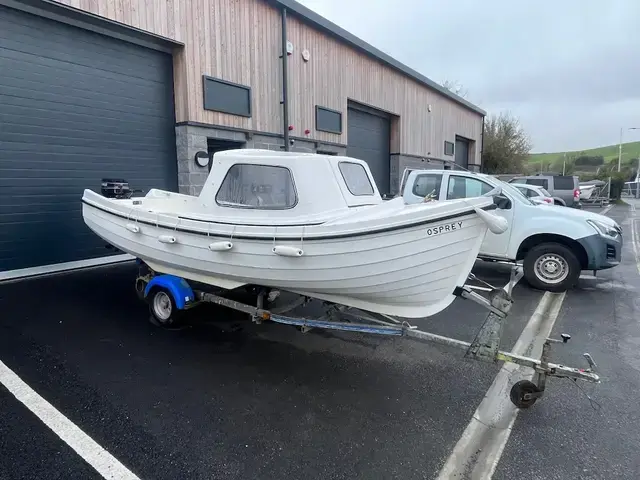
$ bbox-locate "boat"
[578,183,597,200]
[81,149,508,318]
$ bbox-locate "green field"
[528,141,640,167]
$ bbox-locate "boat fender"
[272,245,304,257]
[208,241,233,251]
[473,207,509,234]
[125,223,140,233]
[158,234,177,244]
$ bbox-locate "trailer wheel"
[509,380,540,409]
[523,242,581,292]
[148,288,181,327]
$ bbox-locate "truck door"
[443,174,514,257]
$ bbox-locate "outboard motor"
[101,178,132,199]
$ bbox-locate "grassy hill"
[528,141,640,167]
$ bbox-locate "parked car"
[510,183,556,205]
[507,174,581,208]
[400,168,622,291]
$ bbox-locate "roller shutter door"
[0,6,177,273]
[346,106,391,195]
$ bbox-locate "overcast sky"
[298,0,640,153]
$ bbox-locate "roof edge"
[270,0,486,116]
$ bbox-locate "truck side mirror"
[493,194,511,210]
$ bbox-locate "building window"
[315,106,343,134]
[338,161,374,195]
[444,141,455,156]
[203,75,252,117]
[216,164,297,209]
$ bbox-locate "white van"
[401,169,622,291]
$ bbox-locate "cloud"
[297,0,640,152]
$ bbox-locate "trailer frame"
[136,261,600,409]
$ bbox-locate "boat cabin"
[190,149,385,224]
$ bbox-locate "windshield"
[539,187,552,196]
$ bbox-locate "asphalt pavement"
[0,202,638,480]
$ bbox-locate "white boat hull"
[82,194,492,318]
[579,184,596,200]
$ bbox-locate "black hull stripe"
[176,205,380,227]
[177,215,326,227]
[82,199,497,242]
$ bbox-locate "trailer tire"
[523,242,581,292]
[509,380,540,409]
[148,287,182,327]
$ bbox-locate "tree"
[440,79,469,99]
[550,155,576,175]
[574,155,604,167]
[481,112,532,174]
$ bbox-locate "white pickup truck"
[400,168,623,291]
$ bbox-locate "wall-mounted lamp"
[194,150,209,168]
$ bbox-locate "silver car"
[511,183,556,205]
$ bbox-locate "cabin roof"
[195,149,383,224]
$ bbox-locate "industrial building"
[0,0,486,278]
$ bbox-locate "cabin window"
[338,161,375,196]
[215,164,297,209]
[412,174,442,199]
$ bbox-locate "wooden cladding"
[54,0,483,161]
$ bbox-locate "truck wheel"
[523,243,581,292]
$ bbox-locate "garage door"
[347,106,391,195]
[0,6,177,273]
[455,137,469,168]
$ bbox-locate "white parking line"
[436,291,566,480]
[600,204,614,216]
[631,218,640,275]
[0,359,140,480]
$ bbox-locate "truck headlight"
[587,219,619,238]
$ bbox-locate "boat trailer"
[135,262,600,409]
